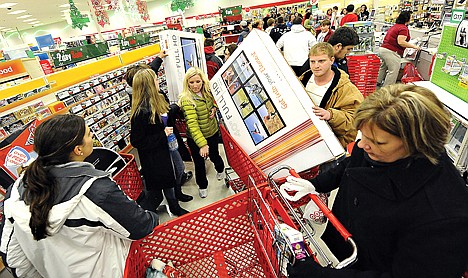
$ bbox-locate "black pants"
[187,133,225,189]
[139,187,179,213]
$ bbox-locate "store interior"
[0,0,468,276]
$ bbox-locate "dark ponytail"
[23,114,85,240]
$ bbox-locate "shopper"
[270,17,291,43]
[377,11,420,86]
[299,27,360,82]
[286,14,295,28]
[303,12,312,32]
[203,38,223,80]
[326,8,333,20]
[265,18,276,35]
[178,67,225,198]
[276,17,317,76]
[302,42,363,150]
[331,6,339,30]
[124,52,193,174]
[340,4,358,26]
[287,84,468,277]
[316,19,334,42]
[237,21,251,44]
[224,43,238,62]
[359,4,370,21]
[202,24,211,38]
[0,114,159,277]
[130,69,191,214]
[252,19,264,31]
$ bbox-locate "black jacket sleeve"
[150,57,163,73]
[310,157,349,193]
[85,177,158,240]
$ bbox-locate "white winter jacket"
[0,162,158,278]
[276,24,317,67]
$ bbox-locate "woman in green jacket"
[179,67,225,198]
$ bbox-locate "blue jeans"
[170,149,185,186]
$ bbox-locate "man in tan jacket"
[302,42,363,171]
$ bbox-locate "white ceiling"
[0,0,158,32]
[0,0,91,32]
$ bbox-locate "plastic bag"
[401,63,424,84]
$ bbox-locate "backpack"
[206,54,223,80]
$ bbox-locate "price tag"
[451,10,466,24]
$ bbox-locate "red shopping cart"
[124,167,357,277]
[113,153,144,201]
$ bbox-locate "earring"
[80,152,83,156]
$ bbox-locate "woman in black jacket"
[288,84,468,277]
[130,68,189,216]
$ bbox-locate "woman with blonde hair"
[179,67,225,198]
[130,68,189,216]
[288,84,468,277]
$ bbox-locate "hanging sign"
[220,5,242,22]
[39,60,54,75]
[0,60,27,80]
[50,42,109,67]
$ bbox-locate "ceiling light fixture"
[0,3,18,9]
[59,4,70,7]
[23,18,36,22]
[7,9,26,14]
[17,15,32,19]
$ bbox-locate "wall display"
[455,19,468,48]
[158,30,206,103]
[211,30,344,174]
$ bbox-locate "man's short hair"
[277,17,284,24]
[327,27,359,47]
[267,18,275,26]
[240,20,248,27]
[321,19,331,26]
[204,38,215,47]
[292,17,303,25]
[333,6,338,10]
[346,4,355,12]
[309,42,335,59]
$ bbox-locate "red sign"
[53,37,62,45]
[0,60,27,79]
[39,60,54,75]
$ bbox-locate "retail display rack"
[0,43,161,151]
[345,21,376,54]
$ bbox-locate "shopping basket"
[124,167,357,277]
[113,153,144,201]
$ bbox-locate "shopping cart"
[220,125,267,193]
[124,167,357,277]
[220,125,320,194]
[113,153,144,201]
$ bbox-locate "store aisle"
[155,144,234,224]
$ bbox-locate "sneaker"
[216,171,225,181]
[199,189,208,198]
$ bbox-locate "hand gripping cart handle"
[268,165,358,270]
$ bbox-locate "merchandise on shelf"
[344,21,376,53]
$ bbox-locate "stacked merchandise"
[347,54,381,97]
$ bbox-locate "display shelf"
[413,80,468,175]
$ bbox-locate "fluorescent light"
[61,9,70,13]
[23,18,36,22]
[30,21,40,24]
[7,9,26,15]
[59,4,70,7]
[0,3,18,9]
[17,15,32,19]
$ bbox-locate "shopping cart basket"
[220,125,267,193]
[220,125,320,194]
[113,153,144,201]
[124,167,357,277]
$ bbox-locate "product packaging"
[274,223,307,276]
